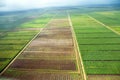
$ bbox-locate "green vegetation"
[71,13,120,74]
[20,13,53,28]
[84,61,120,74]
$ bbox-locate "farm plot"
[0,13,53,73]
[1,14,82,80]
[70,13,120,80]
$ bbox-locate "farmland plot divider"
[67,11,87,80]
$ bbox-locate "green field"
[70,13,120,74]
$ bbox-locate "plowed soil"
[88,75,120,80]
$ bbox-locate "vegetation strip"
[84,60,120,61]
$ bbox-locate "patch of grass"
[20,13,53,28]
[0,50,20,58]
[0,59,10,72]
[81,51,120,60]
[0,40,29,45]
[84,61,120,74]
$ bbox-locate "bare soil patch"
[29,39,73,47]
[10,59,76,70]
[25,46,73,52]
[2,72,81,80]
[47,19,69,27]
[88,75,120,80]
[19,51,75,59]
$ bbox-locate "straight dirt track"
[0,15,83,80]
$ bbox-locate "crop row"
[81,50,120,61]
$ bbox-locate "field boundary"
[67,11,87,80]
[87,15,120,35]
[0,17,54,76]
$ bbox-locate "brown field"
[16,28,42,31]
[37,27,72,39]
[29,39,73,47]
[88,75,120,80]
[19,51,75,59]
[10,59,76,70]
[25,46,73,52]
[2,71,81,80]
[36,32,72,39]
[47,19,70,27]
